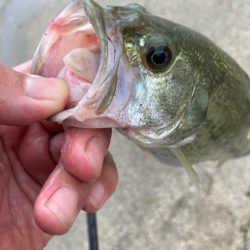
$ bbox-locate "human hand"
[0,61,118,250]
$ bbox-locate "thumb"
[0,64,68,126]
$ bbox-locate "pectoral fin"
[171,148,200,189]
[238,140,250,157]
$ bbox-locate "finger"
[0,64,68,126]
[83,153,118,212]
[61,128,111,182]
[17,123,55,184]
[34,163,91,235]
[14,60,32,73]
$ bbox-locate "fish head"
[32,0,210,148]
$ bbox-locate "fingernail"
[25,76,68,101]
[86,136,106,170]
[46,186,78,227]
[88,182,106,210]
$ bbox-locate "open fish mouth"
[32,0,125,127]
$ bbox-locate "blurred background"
[1,0,250,249]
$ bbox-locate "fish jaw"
[32,0,136,128]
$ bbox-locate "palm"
[0,123,55,250]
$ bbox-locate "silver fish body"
[32,0,250,176]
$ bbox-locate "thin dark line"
[87,212,99,250]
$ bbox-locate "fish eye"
[146,46,172,71]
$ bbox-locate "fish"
[32,0,250,183]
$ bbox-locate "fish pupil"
[146,46,172,70]
[152,51,166,64]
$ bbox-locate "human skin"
[0,61,118,250]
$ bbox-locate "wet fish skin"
[32,1,250,171]
[106,4,250,165]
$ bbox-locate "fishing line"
[87,213,99,250]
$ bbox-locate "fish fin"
[170,148,200,189]
[216,159,227,168]
[239,140,250,157]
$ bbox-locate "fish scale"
[32,0,250,184]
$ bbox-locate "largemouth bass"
[32,0,250,183]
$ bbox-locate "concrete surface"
[1,0,250,249]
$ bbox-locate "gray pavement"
[1,0,250,249]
